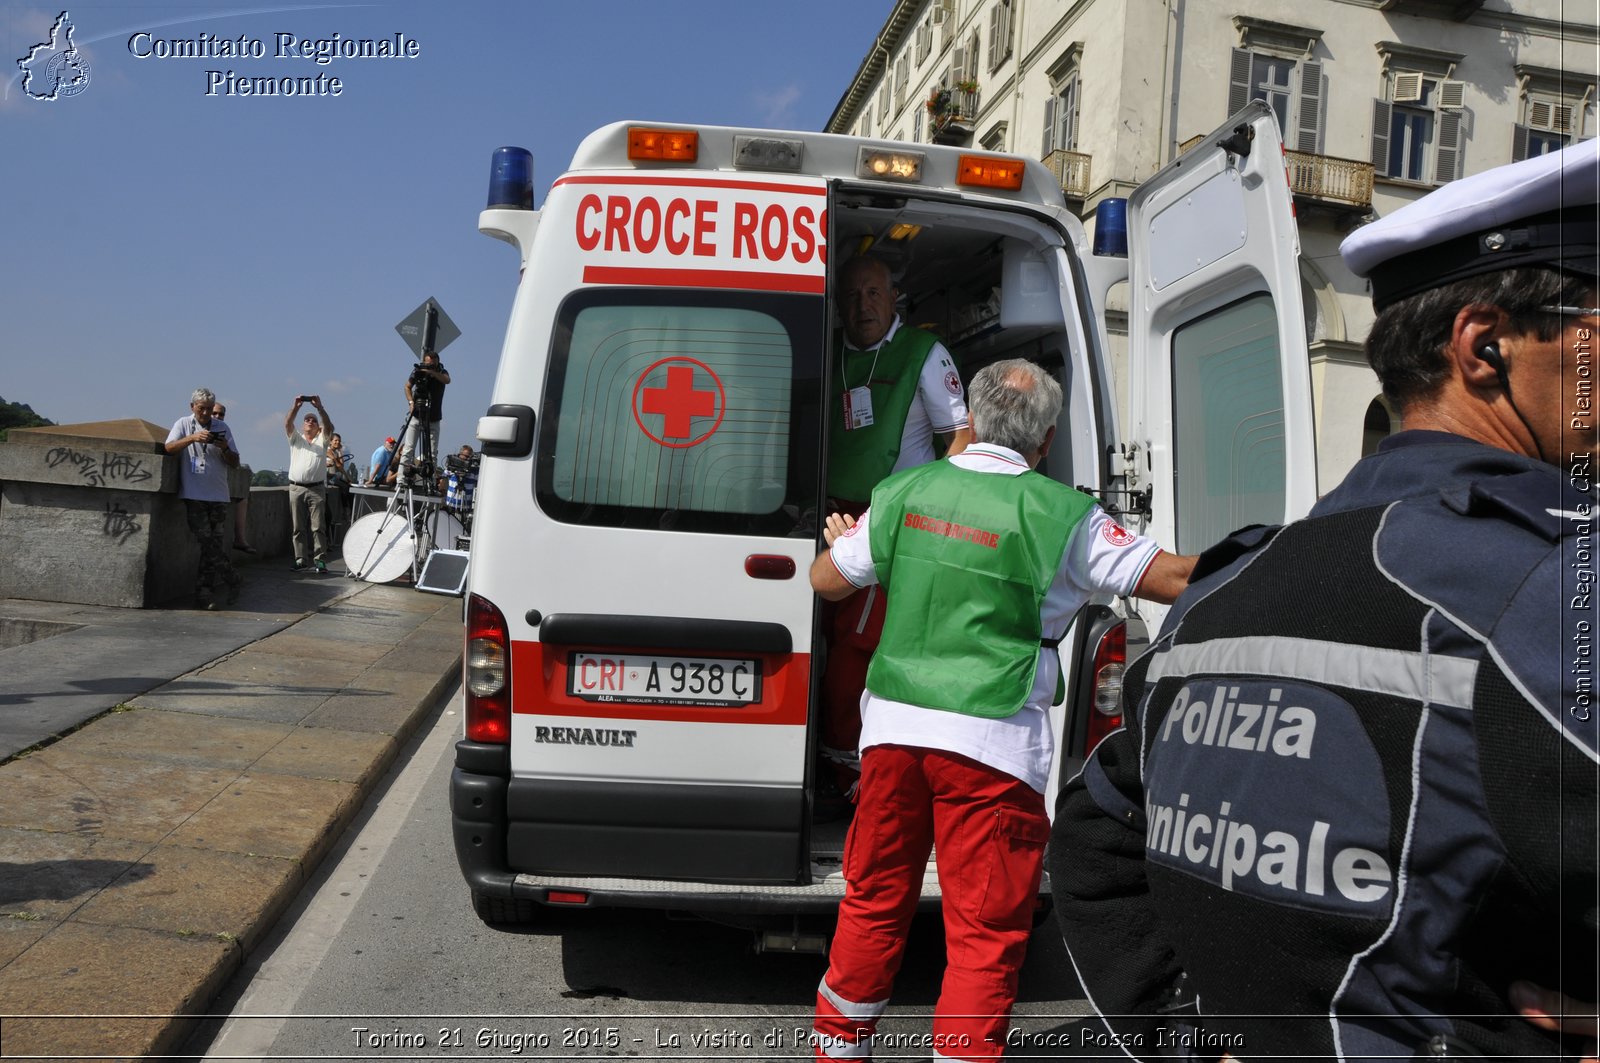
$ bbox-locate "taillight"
[466,593,511,744]
[1084,622,1127,752]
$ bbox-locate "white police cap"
[1341,139,1598,309]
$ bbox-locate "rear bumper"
[450,740,1043,917]
[451,739,870,915]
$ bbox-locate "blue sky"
[1,0,891,474]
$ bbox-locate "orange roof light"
[628,127,699,163]
[957,154,1026,191]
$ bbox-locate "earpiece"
[1479,342,1509,389]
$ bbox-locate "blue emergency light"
[487,146,534,210]
[1092,197,1128,257]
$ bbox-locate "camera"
[295,395,310,405]
[445,453,480,475]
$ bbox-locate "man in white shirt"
[284,395,335,573]
[163,386,242,609]
[808,359,1194,1062]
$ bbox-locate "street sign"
[395,297,460,358]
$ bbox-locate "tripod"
[392,393,440,492]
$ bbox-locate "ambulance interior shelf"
[842,197,1066,368]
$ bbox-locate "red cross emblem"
[631,357,725,448]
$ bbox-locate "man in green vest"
[808,358,1195,1062]
[821,253,973,804]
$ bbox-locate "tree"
[0,396,54,442]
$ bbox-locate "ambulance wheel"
[472,890,538,926]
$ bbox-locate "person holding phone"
[285,394,335,574]
[163,386,242,609]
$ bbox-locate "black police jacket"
[1052,431,1598,1060]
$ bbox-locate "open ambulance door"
[1125,100,1318,574]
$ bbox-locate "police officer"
[809,359,1195,1061]
[1051,142,1599,1059]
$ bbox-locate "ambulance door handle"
[745,555,796,580]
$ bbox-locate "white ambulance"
[452,101,1316,940]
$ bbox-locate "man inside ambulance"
[821,253,972,805]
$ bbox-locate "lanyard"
[843,344,883,394]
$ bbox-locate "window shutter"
[1296,59,1322,152]
[1437,79,1465,110]
[1554,102,1576,134]
[999,1,1012,61]
[952,46,966,83]
[1370,98,1392,174]
[1066,73,1080,150]
[878,83,890,119]
[1042,93,1057,154]
[1434,109,1462,183]
[987,5,1001,70]
[1228,48,1252,117]
[1529,98,1554,129]
[1511,123,1531,162]
[1392,72,1424,103]
[862,106,873,139]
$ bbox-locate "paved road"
[188,695,1104,1062]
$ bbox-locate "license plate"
[568,652,762,707]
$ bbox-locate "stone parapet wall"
[0,421,278,608]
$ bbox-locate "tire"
[472,890,539,926]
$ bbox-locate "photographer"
[446,444,479,523]
[398,349,450,487]
[163,387,243,609]
[284,394,335,574]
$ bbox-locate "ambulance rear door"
[1125,100,1317,567]
[504,166,829,887]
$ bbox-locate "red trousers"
[813,745,1051,1061]
[819,584,888,792]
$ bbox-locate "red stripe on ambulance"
[583,266,825,294]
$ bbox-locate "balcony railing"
[1042,148,1092,199]
[1285,150,1374,209]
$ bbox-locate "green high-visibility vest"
[865,460,1097,718]
[827,324,940,503]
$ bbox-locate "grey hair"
[190,387,216,407]
[1366,267,1592,410]
[968,359,1062,453]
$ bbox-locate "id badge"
[844,386,875,430]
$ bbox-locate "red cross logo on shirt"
[632,356,726,448]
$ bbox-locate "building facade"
[827,0,1598,488]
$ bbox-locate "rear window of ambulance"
[536,289,823,536]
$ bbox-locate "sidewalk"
[0,557,464,1059]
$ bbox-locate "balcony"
[929,87,980,147]
[1285,150,1373,211]
[1042,148,1093,199]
